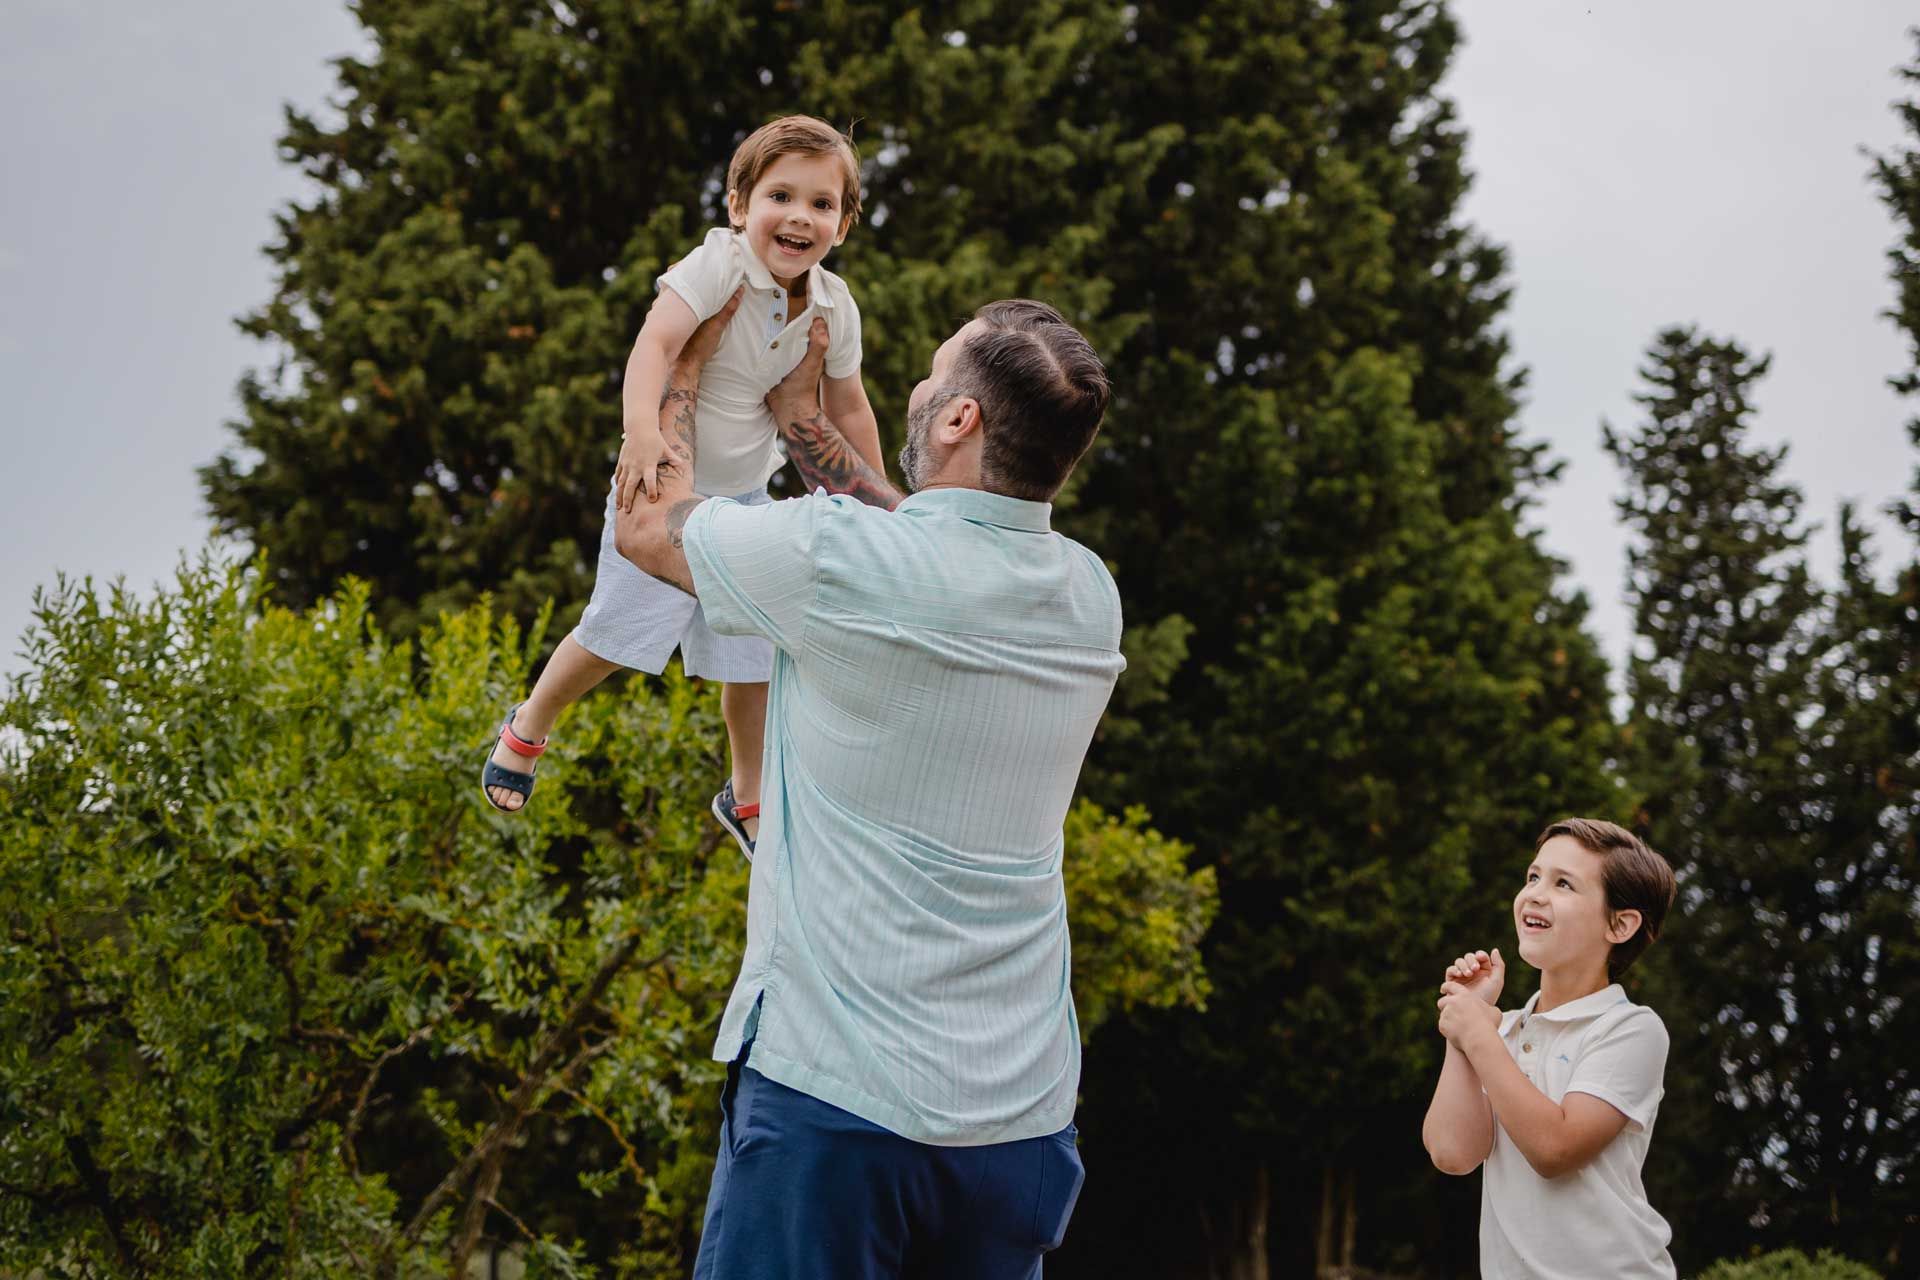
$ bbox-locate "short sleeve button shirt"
[681,486,1126,1146]
[656,228,863,496]
[1481,984,1676,1279]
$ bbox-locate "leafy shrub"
[0,559,1214,1275]
[1695,1248,1885,1280]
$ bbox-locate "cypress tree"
[1604,329,1920,1271]
[1606,330,1822,1267]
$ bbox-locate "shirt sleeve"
[825,287,863,380]
[1564,1008,1670,1131]
[682,493,837,653]
[656,229,742,322]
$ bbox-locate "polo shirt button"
[1521,1042,1534,1054]
[771,340,779,348]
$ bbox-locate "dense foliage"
[0,562,1214,1275]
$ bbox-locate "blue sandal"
[712,779,758,862]
[481,704,547,812]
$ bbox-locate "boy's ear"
[726,188,746,228]
[1606,908,1644,947]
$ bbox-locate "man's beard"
[899,391,952,493]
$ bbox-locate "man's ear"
[1606,908,1643,947]
[937,397,982,445]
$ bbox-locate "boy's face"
[1513,836,1638,974]
[728,151,852,286]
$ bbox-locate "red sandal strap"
[733,801,760,820]
[500,719,548,759]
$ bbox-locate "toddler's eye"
[771,191,789,202]
[1558,879,1572,890]
[815,199,833,210]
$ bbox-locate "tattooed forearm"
[620,497,698,596]
[659,379,698,472]
[665,498,699,551]
[779,410,903,511]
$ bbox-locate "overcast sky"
[2,1,1915,684]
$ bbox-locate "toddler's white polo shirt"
[1480,983,1676,1279]
[656,227,863,496]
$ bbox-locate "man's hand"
[766,318,903,510]
[766,316,830,428]
[1436,983,1502,1050]
[680,286,742,369]
[1441,948,1505,1006]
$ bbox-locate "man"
[617,288,1123,1280]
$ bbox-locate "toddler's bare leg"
[721,681,770,840]
[485,632,621,811]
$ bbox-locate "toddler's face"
[730,151,851,286]
[1512,836,1619,973]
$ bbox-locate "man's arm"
[822,372,886,473]
[614,289,743,594]
[767,319,903,510]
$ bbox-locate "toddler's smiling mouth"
[774,233,813,253]
[1521,913,1552,931]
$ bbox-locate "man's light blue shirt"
[682,486,1125,1146]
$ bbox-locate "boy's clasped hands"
[1435,947,1504,1048]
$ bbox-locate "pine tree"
[1047,3,1620,1273]
[1602,328,1920,1270]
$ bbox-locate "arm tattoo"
[659,378,698,472]
[780,410,903,511]
[640,497,698,595]
[665,498,699,550]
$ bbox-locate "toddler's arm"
[615,290,701,511]
[822,372,884,473]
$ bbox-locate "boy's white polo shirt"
[656,227,863,496]
[1480,983,1675,1280]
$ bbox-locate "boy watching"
[1421,818,1680,1279]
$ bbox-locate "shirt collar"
[896,487,1053,532]
[1517,982,1630,1025]
[733,230,835,308]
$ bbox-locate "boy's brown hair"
[725,116,863,231]
[1534,818,1677,975]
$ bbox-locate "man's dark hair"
[949,300,1110,501]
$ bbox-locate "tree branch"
[385,935,665,1273]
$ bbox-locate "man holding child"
[617,291,1121,1279]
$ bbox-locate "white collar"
[1517,982,1631,1025]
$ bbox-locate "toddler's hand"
[1440,948,1504,1006]
[614,427,668,511]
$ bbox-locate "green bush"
[1695,1249,1884,1280]
[0,559,1215,1276]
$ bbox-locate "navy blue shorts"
[692,1055,1085,1280]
